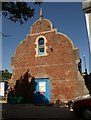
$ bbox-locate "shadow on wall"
[34,92,49,105]
[7,70,49,104]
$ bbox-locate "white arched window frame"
[35,35,48,57]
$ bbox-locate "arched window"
[35,35,47,57]
[38,37,44,55]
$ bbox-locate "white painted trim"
[28,29,57,36]
[35,35,48,57]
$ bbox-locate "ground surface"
[0,103,84,120]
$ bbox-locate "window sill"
[35,53,48,57]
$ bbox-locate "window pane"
[39,48,44,52]
[38,38,44,45]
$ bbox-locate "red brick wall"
[10,19,86,102]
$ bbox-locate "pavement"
[0,104,2,120]
[0,100,6,120]
[0,103,83,120]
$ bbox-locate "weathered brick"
[9,18,87,102]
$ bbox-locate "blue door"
[35,78,50,104]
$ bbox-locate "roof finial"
[39,7,43,21]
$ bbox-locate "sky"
[1,2,90,73]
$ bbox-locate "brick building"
[9,9,87,102]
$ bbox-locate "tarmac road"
[1,103,83,120]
